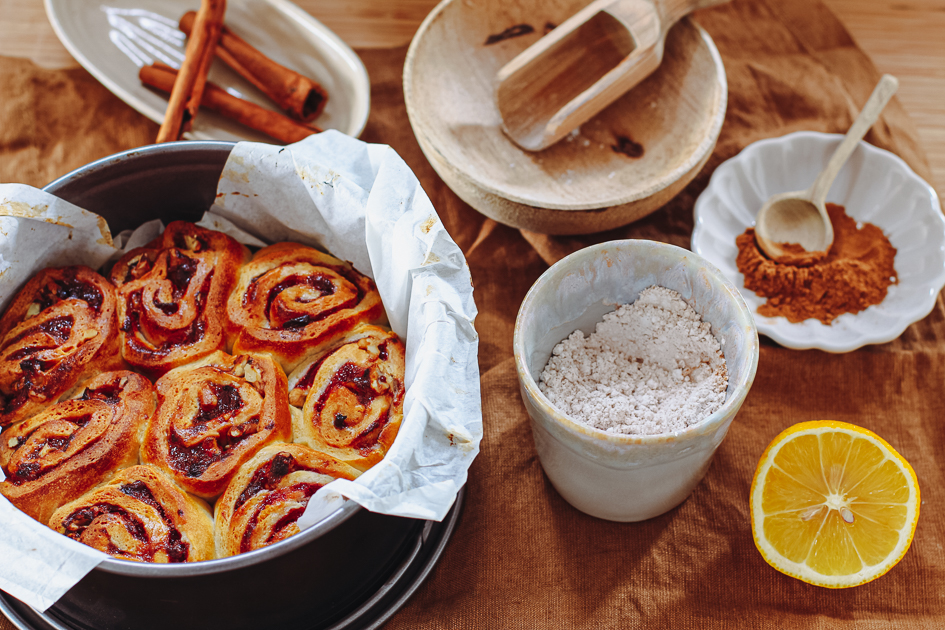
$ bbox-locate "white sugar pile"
[538,286,728,435]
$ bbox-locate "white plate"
[692,131,945,352]
[45,0,370,142]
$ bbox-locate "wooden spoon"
[754,74,899,262]
[495,0,729,152]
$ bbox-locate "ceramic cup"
[513,240,759,522]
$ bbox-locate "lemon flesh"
[750,421,919,588]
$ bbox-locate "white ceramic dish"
[692,131,945,352]
[45,0,370,141]
[513,240,759,522]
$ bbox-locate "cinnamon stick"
[141,63,321,144]
[157,0,226,142]
[179,11,328,122]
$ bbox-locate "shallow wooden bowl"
[404,0,727,235]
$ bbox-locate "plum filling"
[166,251,199,299]
[7,413,93,483]
[238,482,323,554]
[166,383,260,478]
[34,271,104,313]
[121,273,212,356]
[79,380,125,404]
[119,481,189,562]
[59,484,190,563]
[241,265,371,331]
[235,453,301,511]
[313,362,391,451]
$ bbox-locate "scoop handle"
[809,74,899,206]
[655,0,732,25]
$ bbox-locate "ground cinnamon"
[735,203,897,324]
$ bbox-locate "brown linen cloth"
[1,0,943,627]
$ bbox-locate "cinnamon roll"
[214,442,360,558]
[288,324,405,471]
[226,242,384,372]
[49,464,214,562]
[110,221,249,377]
[0,371,155,524]
[141,351,292,499]
[0,266,121,427]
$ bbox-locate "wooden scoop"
[754,74,899,262]
[496,0,729,152]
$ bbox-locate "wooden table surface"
[0,0,942,194]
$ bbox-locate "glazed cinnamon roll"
[288,324,405,471]
[49,464,214,563]
[214,442,360,557]
[0,371,154,525]
[110,221,249,377]
[226,242,384,372]
[0,266,121,427]
[141,351,292,499]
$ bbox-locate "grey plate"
[0,488,462,630]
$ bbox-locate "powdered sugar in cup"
[513,240,759,522]
[538,286,729,436]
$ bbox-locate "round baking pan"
[0,488,463,630]
[0,141,462,630]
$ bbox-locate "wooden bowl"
[404,0,727,235]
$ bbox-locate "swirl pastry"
[288,324,405,471]
[0,266,121,427]
[226,242,384,372]
[142,351,292,499]
[214,442,360,557]
[110,221,249,377]
[49,464,214,563]
[0,371,154,524]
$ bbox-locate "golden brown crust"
[110,221,250,377]
[0,266,122,427]
[289,324,405,472]
[214,442,360,558]
[0,371,155,525]
[4,224,407,561]
[225,242,384,373]
[49,464,214,563]
[142,351,292,499]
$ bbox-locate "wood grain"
[821,0,945,195]
[405,0,726,234]
[0,0,941,193]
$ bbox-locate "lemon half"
[750,420,919,588]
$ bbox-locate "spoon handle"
[658,0,731,27]
[809,74,899,206]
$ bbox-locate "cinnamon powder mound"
[735,203,897,324]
